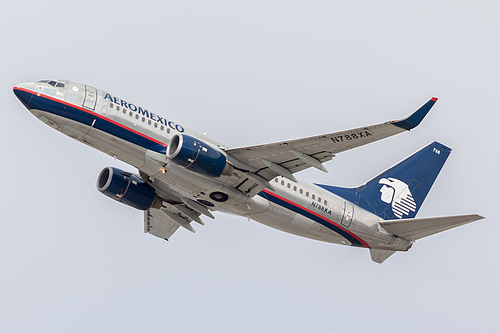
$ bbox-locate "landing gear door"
[83,85,97,110]
[341,202,354,228]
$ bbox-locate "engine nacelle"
[97,167,162,210]
[166,134,233,178]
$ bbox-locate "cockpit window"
[37,80,65,88]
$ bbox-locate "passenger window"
[154,123,158,128]
[324,200,328,205]
[167,128,170,133]
[116,105,120,111]
[275,178,278,183]
[281,180,285,185]
[142,117,145,122]
[299,189,303,194]
[129,111,132,116]
[287,183,291,189]
[148,120,152,125]
[312,194,315,200]
[122,109,126,114]
[318,197,321,202]
[306,191,309,197]
[110,103,113,108]
[293,186,297,191]
[160,125,164,130]
[135,114,139,119]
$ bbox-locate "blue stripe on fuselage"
[27,91,167,154]
[258,190,366,247]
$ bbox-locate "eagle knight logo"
[379,178,417,218]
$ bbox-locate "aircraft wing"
[226,98,438,183]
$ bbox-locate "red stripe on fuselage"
[262,189,369,248]
[14,86,168,148]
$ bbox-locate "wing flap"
[379,214,484,241]
[144,204,204,240]
[144,209,181,240]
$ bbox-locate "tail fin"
[318,141,451,220]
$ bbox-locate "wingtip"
[392,98,438,131]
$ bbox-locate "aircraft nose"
[13,82,36,109]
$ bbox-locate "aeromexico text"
[104,93,185,132]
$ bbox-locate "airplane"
[13,79,484,263]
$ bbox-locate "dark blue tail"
[317,142,451,220]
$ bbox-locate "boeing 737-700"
[13,80,483,263]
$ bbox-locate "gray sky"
[1,1,498,332]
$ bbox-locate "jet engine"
[166,134,233,178]
[97,167,162,210]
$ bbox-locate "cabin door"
[83,85,97,110]
[341,202,354,228]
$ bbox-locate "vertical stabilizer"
[318,142,451,220]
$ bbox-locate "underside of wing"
[225,98,438,184]
[144,208,181,240]
[144,201,210,240]
[140,172,215,240]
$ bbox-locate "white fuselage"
[15,80,411,251]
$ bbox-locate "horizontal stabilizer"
[380,214,484,241]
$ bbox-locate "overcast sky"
[1,1,498,332]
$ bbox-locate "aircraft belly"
[33,110,146,167]
[83,127,146,167]
[248,202,352,245]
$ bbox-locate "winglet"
[393,97,438,130]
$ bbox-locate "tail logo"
[379,178,417,218]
